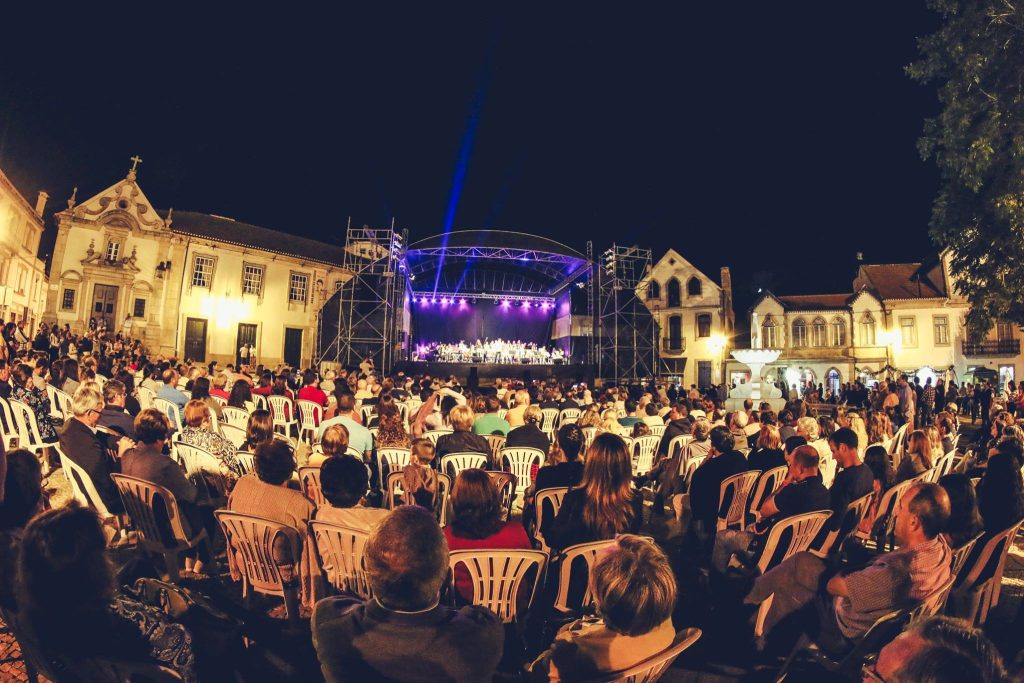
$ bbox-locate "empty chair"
[853,478,917,551]
[296,399,323,444]
[716,470,761,531]
[533,486,569,553]
[172,442,228,498]
[310,520,373,599]
[440,452,488,480]
[45,384,64,420]
[648,423,666,437]
[540,408,559,433]
[55,445,121,533]
[666,434,692,461]
[252,394,269,411]
[448,549,547,623]
[558,408,581,425]
[111,474,212,582]
[221,406,250,429]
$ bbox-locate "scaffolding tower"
[316,225,409,375]
[596,244,658,383]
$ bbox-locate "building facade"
[642,249,734,388]
[732,253,1023,394]
[44,164,350,367]
[0,166,48,329]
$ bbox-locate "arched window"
[860,312,876,346]
[761,315,778,348]
[696,314,712,338]
[811,317,827,347]
[687,276,702,297]
[830,317,846,347]
[648,280,661,300]
[668,315,682,350]
[667,278,681,307]
[792,318,808,348]
[826,368,842,396]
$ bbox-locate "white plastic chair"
[153,397,183,431]
[296,399,323,444]
[423,429,453,447]
[540,408,559,433]
[310,520,373,599]
[172,442,228,497]
[45,384,64,420]
[590,627,702,683]
[631,434,661,477]
[558,408,581,425]
[484,434,506,465]
[136,385,156,410]
[552,538,615,613]
[299,466,326,506]
[716,470,761,531]
[853,478,917,551]
[950,518,1024,624]
[533,487,569,554]
[55,445,120,531]
[0,396,18,449]
[235,451,256,476]
[812,491,874,558]
[53,388,74,421]
[220,423,248,450]
[9,398,51,464]
[252,394,269,411]
[746,465,788,525]
[385,471,451,521]
[649,424,666,437]
[487,470,518,520]
[500,447,544,502]
[581,427,599,452]
[440,452,488,480]
[221,406,250,429]
[820,456,837,489]
[211,394,228,407]
[267,395,298,438]
[448,549,548,623]
[111,474,211,582]
[377,447,412,490]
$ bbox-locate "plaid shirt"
[835,535,951,638]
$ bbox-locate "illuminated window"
[762,315,778,348]
[792,318,808,348]
[191,255,215,288]
[860,312,876,346]
[830,317,846,346]
[933,316,950,346]
[811,317,827,347]
[105,240,120,262]
[696,314,712,338]
[289,272,308,303]
[899,316,917,347]
[242,263,264,296]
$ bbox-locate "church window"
[811,317,827,347]
[648,280,661,300]
[289,272,309,303]
[191,255,215,288]
[105,240,120,262]
[61,288,75,310]
[133,298,146,318]
[860,313,876,346]
[899,316,918,347]
[830,317,846,346]
[667,278,681,307]
[687,276,702,297]
[242,263,264,296]
[696,313,712,338]
[792,318,808,347]
[762,315,778,348]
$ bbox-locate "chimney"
[35,191,49,217]
[719,266,732,297]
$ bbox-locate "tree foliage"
[908,0,1024,339]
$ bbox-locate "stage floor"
[395,360,595,384]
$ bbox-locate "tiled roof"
[776,293,853,310]
[159,210,347,267]
[853,262,947,300]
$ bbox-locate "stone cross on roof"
[127,155,143,181]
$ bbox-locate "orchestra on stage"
[412,338,566,365]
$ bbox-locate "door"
[697,360,712,389]
[184,318,208,362]
[284,327,303,368]
[236,323,257,367]
[92,284,119,331]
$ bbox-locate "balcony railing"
[661,338,686,353]
[962,339,1020,356]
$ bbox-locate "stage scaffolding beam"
[596,244,658,383]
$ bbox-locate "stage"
[395,360,595,385]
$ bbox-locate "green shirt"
[473,414,511,436]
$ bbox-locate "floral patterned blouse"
[110,594,198,683]
[11,384,56,441]
[179,426,242,480]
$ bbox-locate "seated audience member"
[530,535,677,680]
[867,615,1007,683]
[895,429,934,483]
[534,423,585,494]
[228,440,316,607]
[435,405,492,462]
[688,425,753,544]
[315,455,386,530]
[179,399,241,480]
[403,438,439,510]
[504,389,530,427]
[156,369,188,428]
[857,444,897,535]
[121,409,213,575]
[654,417,712,504]
[817,427,873,542]
[59,382,131,515]
[641,402,664,427]
[796,416,832,465]
[98,379,135,438]
[210,372,230,401]
[445,468,532,602]
[472,396,511,436]
[318,392,373,461]
[374,401,411,449]
[312,506,503,682]
[544,433,643,552]
[227,379,253,409]
[656,403,691,457]
[297,370,329,408]
[308,424,349,468]
[745,482,952,648]
[712,445,829,573]
[0,449,44,612]
[505,404,551,455]
[17,505,199,682]
[976,438,1024,534]
[242,409,276,452]
[190,376,223,422]
[938,473,985,549]
[11,363,58,443]
[747,423,786,472]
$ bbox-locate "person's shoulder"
[312,594,366,630]
[450,603,503,633]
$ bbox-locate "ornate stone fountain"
[725,312,786,411]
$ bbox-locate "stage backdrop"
[411,302,554,347]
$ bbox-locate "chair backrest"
[360,404,375,423]
[385,471,451,515]
[934,451,957,479]
[717,470,761,530]
[540,408,559,432]
[559,408,581,425]
[45,383,62,419]
[55,445,115,520]
[310,520,373,599]
[817,491,875,556]
[377,447,412,483]
[875,479,917,542]
[211,394,228,407]
[747,465,789,523]
[681,454,706,489]
[909,574,958,625]
[448,549,547,623]
[215,510,301,596]
[153,397,182,430]
[533,487,569,552]
[252,394,269,411]
[221,405,250,429]
[632,435,661,476]
[172,442,223,479]
[949,533,983,578]
[649,424,666,438]
[500,447,545,494]
[582,427,599,452]
[0,396,16,446]
[267,395,295,424]
[889,423,909,455]
[423,429,452,447]
[136,385,156,410]
[820,456,837,489]
[220,423,248,450]
[754,510,832,575]
[487,470,517,519]
[440,452,488,479]
[590,627,702,683]
[9,398,44,447]
[958,517,1024,591]
[111,474,191,549]
[667,434,692,461]
[235,451,256,476]
[484,434,506,464]
[296,399,323,432]
[552,538,615,612]
[299,466,326,506]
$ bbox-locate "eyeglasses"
[861,655,886,682]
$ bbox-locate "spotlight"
[501,299,510,307]
[440,297,449,305]
[459,298,467,305]
[431,298,438,304]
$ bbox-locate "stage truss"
[596,244,659,382]
[315,225,409,374]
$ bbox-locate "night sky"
[0,5,941,325]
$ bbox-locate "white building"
[0,166,48,329]
[733,253,1023,394]
[44,162,350,367]
[642,249,734,388]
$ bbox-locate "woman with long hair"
[375,402,410,449]
[938,473,984,549]
[896,430,934,483]
[227,379,253,409]
[544,432,642,551]
[867,411,892,446]
[847,412,869,450]
[190,376,223,420]
[243,409,275,452]
[60,358,81,396]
